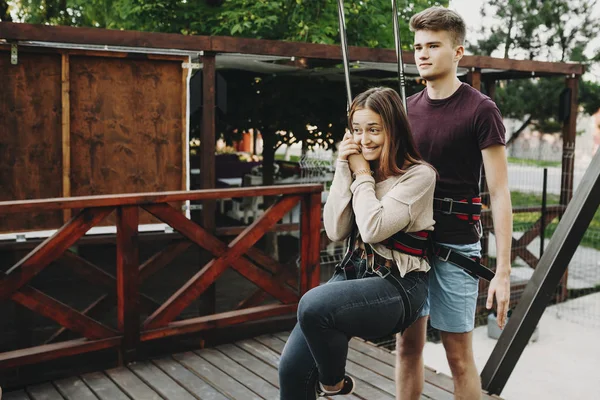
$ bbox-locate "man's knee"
[441,331,475,375]
[397,317,427,359]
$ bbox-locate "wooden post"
[308,193,322,289]
[61,53,71,222]
[200,52,217,315]
[116,206,139,364]
[558,76,579,302]
[467,68,481,91]
[480,78,495,267]
[560,77,578,206]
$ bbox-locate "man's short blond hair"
[409,7,466,46]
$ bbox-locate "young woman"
[278,87,436,399]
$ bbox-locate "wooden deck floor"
[3,332,502,400]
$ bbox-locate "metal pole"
[480,147,600,395]
[391,0,407,110]
[540,168,548,258]
[336,0,352,111]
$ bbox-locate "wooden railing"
[0,184,323,368]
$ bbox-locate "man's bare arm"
[482,144,512,328]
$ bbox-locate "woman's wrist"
[352,169,373,179]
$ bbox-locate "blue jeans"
[279,253,428,399]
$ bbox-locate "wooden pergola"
[0,22,585,383]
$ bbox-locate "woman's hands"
[338,132,370,173]
[337,132,361,161]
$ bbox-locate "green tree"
[471,0,600,139]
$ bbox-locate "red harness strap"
[434,197,482,224]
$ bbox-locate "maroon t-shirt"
[408,83,506,244]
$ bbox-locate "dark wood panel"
[0,50,63,233]
[1,390,31,400]
[69,55,184,225]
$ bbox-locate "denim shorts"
[419,241,482,333]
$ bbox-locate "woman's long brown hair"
[348,87,425,178]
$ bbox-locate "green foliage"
[473,0,600,135]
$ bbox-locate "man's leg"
[441,330,480,400]
[395,316,427,400]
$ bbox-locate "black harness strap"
[434,197,482,223]
[433,243,495,281]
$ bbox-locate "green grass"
[508,157,561,168]
[275,154,301,162]
[510,190,600,249]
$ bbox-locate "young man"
[396,7,512,400]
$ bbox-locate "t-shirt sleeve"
[474,99,506,150]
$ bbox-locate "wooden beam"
[61,53,71,223]
[201,52,217,230]
[0,184,322,214]
[116,206,140,364]
[0,22,585,76]
[143,195,301,328]
[560,77,579,206]
[12,286,118,339]
[0,337,121,369]
[45,294,111,344]
[0,207,114,300]
[467,68,482,91]
[140,304,297,341]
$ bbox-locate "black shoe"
[316,375,355,397]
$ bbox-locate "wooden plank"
[300,195,311,294]
[0,50,63,233]
[0,337,120,369]
[141,304,297,341]
[25,383,63,400]
[0,22,586,75]
[0,207,113,300]
[173,351,262,400]
[54,376,97,400]
[182,61,189,193]
[0,185,322,214]
[81,372,130,400]
[216,343,280,388]
[201,52,217,230]
[116,206,140,364]
[68,56,184,223]
[61,53,72,223]
[308,192,322,290]
[197,348,279,399]
[235,339,282,369]
[12,286,118,339]
[105,367,162,400]
[152,357,229,400]
[560,77,579,206]
[143,196,301,328]
[129,361,197,400]
[45,294,111,344]
[1,390,31,400]
[250,335,389,400]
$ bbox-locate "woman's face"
[351,108,386,162]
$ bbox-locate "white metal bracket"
[11,43,18,65]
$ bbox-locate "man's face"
[413,29,463,82]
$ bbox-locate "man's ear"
[454,45,465,62]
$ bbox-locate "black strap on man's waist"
[433,243,495,281]
[434,197,482,223]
